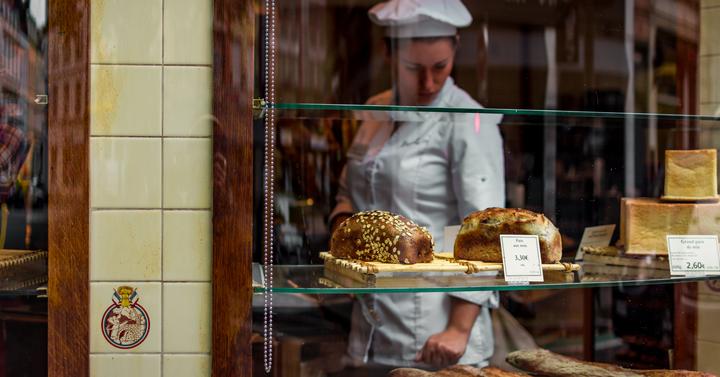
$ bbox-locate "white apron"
[331,77,505,367]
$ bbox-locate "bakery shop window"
[251,0,720,376]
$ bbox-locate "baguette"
[506,349,716,377]
[638,371,717,377]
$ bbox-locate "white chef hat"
[368,0,472,39]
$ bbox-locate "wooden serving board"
[319,252,580,285]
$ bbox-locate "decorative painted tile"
[163,67,212,137]
[163,211,212,281]
[164,0,212,65]
[163,355,211,377]
[91,0,162,64]
[91,354,161,377]
[90,137,162,208]
[91,65,162,136]
[90,282,161,353]
[163,138,212,209]
[701,8,720,56]
[91,210,162,281]
[163,283,211,353]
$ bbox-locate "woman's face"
[391,37,456,106]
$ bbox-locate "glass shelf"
[252,262,718,294]
[273,103,720,122]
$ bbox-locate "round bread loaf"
[453,208,562,263]
[330,210,434,264]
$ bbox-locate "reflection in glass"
[253,1,720,375]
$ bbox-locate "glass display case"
[250,0,720,376]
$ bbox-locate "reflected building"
[0,0,47,250]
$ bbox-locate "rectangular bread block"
[620,197,720,255]
[664,149,718,199]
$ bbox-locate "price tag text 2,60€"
[666,235,720,276]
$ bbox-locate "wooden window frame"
[48,0,91,376]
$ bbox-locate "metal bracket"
[36,285,48,299]
[253,98,266,119]
[34,94,48,105]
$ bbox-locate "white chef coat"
[331,77,505,368]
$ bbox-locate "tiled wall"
[697,0,720,374]
[89,0,213,376]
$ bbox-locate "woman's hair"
[383,36,458,55]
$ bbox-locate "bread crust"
[330,210,434,264]
[387,366,530,377]
[454,208,562,263]
[506,349,716,377]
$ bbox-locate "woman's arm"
[416,297,481,367]
[329,165,354,232]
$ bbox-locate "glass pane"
[254,1,720,375]
[267,0,716,117]
[0,1,47,376]
[253,264,718,294]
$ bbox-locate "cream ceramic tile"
[163,283,211,353]
[701,8,720,56]
[700,103,720,116]
[163,355,211,377]
[163,67,212,137]
[700,56,720,103]
[702,0,720,8]
[697,340,720,374]
[90,282,161,353]
[164,0,212,65]
[91,210,162,281]
[91,354,161,377]
[698,294,720,342]
[91,137,162,208]
[163,138,212,209]
[91,65,162,136]
[163,211,212,281]
[91,0,162,64]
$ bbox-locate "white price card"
[666,235,720,276]
[575,224,616,261]
[500,235,544,283]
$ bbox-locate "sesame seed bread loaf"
[330,210,434,264]
[387,366,530,377]
[454,208,562,264]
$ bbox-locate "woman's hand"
[415,327,470,367]
[416,297,480,367]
